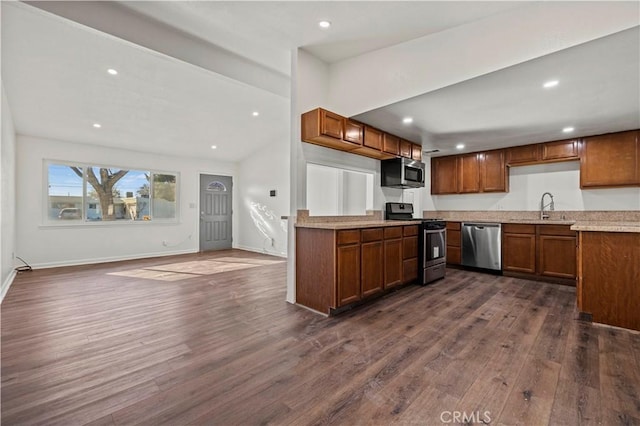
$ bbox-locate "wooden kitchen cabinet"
[361,229,384,298]
[351,126,396,160]
[458,154,481,193]
[537,225,577,280]
[502,229,536,274]
[296,225,415,314]
[383,133,400,156]
[402,225,419,283]
[301,108,351,151]
[542,139,579,162]
[446,222,461,265]
[580,130,639,188]
[400,139,412,158]
[502,223,576,284]
[384,227,403,289]
[432,150,507,195]
[578,231,640,331]
[412,144,422,161]
[507,144,541,165]
[431,156,458,194]
[481,150,508,192]
[344,119,364,146]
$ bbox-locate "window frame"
[43,159,180,226]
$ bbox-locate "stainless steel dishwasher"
[461,222,502,271]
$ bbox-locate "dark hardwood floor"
[2,249,639,425]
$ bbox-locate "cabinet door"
[384,239,403,288]
[403,236,418,259]
[481,150,507,192]
[502,233,536,274]
[580,130,639,188]
[542,139,579,162]
[431,156,458,194]
[320,109,344,139]
[412,144,422,161]
[538,235,576,280]
[507,144,541,165]
[383,133,400,155]
[400,140,412,158]
[402,258,418,284]
[337,244,361,306]
[361,241,384,298]
[458,154,481,193]
[344,119,364,146]
[363,126,383,150]
[446,225,461,265]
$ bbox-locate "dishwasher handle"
[462,222,501,230]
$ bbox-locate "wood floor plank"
[2,249,639,425]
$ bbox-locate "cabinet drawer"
[403,225,419,236]
[337,230,360,245]
[503,223,536,234]
[538,225,576,237]
[446,221,461,231]
[447,230,461,247]
[361,228,383,242]
[384,226,403,239]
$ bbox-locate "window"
[47,161,178,223]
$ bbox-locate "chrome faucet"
[540,192,554,220]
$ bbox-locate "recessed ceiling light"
[211,145,217,149]
[252,111,259,117]
[318,20,331,29]
[402,117,413,124]
[93,123,101,128]
[543,80,559,88]
[562,127,575,133]
[456,143,465,150]
[107,68,118,75]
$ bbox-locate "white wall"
[16,135,237,268]
[328,2,640,116]
[427,160,640,211]
[236,137,289,257]
[1,84,17,300]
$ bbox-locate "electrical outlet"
[271,238,275,247]
[162,240,168,246]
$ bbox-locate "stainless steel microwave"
[381,157,426,188]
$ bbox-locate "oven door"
[424,229,446,267]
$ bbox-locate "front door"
[199,174,232,251]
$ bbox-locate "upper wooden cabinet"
[481,150,508,192]
[458,153,481,193]
[432,149,507,195]
[383,133,400,155]
[301,107,419,162]
[431,156,458,195]
[412,144,422,161]
[506,139,578,166]
[344,119,364,146]
[400,139,412,158]
[580,130,639,188]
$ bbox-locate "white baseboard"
[29,249,198,270]
[1,269,17,303]
[233,244,287,258]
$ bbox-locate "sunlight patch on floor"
[107,257,285,282]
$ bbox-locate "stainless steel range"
[385,203,447,284]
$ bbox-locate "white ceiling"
[3,1,639,163]
[119,1,526,73]
[353,26,640,156]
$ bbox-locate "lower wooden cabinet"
[502,223,576,284]
[296,225,419,314]
[337,243,361,306]
[446,222,461,265]
[383,227,403,288]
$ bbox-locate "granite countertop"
[570,221,640,233]
[460,219,577,225]
[295,220,420,230]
